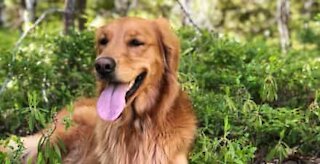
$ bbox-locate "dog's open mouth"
[97,72,146,121]
[125,72,146,100]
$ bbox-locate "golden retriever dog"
[6,17,197,164]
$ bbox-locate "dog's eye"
[99,38,108,46]
[129,39,144,47]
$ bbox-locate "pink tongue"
[97,83,128,121]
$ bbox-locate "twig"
[16,8,65,47]
[0,8,65,96]
[38,113,58,152]
[174,0,202,33]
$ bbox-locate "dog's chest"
[96,122,170,164]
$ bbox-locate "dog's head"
[95,17,180,121]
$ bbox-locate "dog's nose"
[95,57,116,76]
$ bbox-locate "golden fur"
[14,17,197,164]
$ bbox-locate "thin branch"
[174,0,202,33]
[16,8,65,47]
[38,113,58,152]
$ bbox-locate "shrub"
[179,28,320,163]
[1,27,320,163]
[0,30,95,136]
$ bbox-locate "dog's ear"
[153,18,180,77]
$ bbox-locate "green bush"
[0,30,95,136]
[1,26,320,163]
[178,28,320,163]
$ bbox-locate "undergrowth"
[0,26,320,163]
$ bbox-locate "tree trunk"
[115,0,130,16]
[130,0,138,10]
[25,0,36,22]
[277,0,290,53]
[77,0,86,31]
[64,0,76,34]
[0,0,4,26]
[20,0,37,30]
[303,0,314,17]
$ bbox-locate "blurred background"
[0,0,319,44]
[0,0,320,163]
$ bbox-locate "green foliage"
[36,136,64,164]
[178,27,320,163]
[0,0,319,163]
[0,30,95,136]
[0,28,19,51]
[1,25,320,163]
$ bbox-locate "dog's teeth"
[128,81,134,90]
